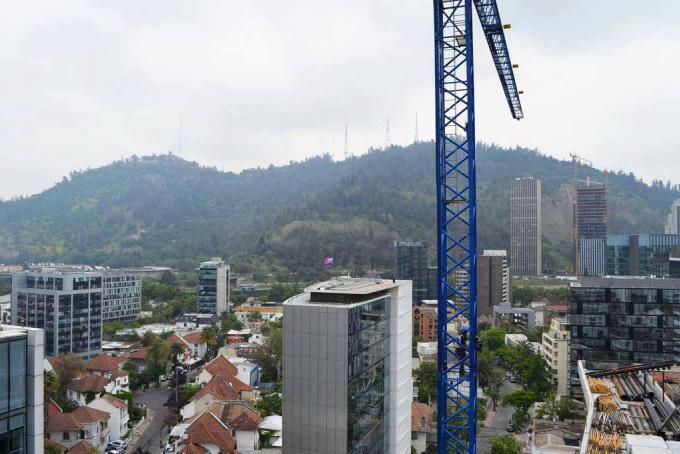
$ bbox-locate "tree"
[246,311,262,322]
[413,363,437,405]
[142,330,159,347]
[252,327,283,382]
[169,342,185,364]
[490,435,521,454]
[45,444,63,454]
[256,392,283,417]
[54,353,85,387]
[159,270,177,286]
[200,326,219,358]
[503,390,537,430]
[480,327,506,352]
[219,312,243,334]
[478,398,488,425]
[486,387,501,412]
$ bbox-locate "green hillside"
[0,143,677,277]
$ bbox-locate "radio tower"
[344,123,349,159]
[384,116,391,149]
[414,112,420,143]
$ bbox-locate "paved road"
[129,387,173,454]
[477,380,517,453]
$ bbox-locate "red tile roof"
[68,440,96,454]
[111,368,129,379]
[207,401,262,431]
[204,355,238,379]
[86,354,124,372]
[184,411,236,453]
[165,333,190,349]
[411,402,435,433]
[183,331,205,344]
[46,406,110,432]
[99,394,128,410]
[191,376,240,403]
[47,399,63,417]
[128,347,148,360]
[66,375,110,393]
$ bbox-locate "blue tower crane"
[433,1,523,453]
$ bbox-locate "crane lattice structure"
[433,1,523,452]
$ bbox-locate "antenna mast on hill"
[415,112,419,143]
[384,116,391,149]
[344,123,349,159]
[178,115,183,155]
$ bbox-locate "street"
[128,387,174,454]
[477,380,517,453]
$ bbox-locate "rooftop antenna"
[344,123,349,159]
[414,112,419,143]
[385,116,391,149]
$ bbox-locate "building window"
[63,432,70,441]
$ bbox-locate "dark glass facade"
[0,336,27,454]
[607,234,680,277]
[347,297,390,454]
[14,273,102,358]
[394,241,429,303]
[569,280,680,396]
[197,266,218,313]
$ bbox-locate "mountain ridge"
[0,144,677,277]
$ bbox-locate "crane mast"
[433,1,523,452]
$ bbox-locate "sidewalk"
[126,407,155,452]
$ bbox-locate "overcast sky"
[1,1,679,199]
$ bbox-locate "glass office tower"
[0,326,44,454]
[569,277,680,397]
[283,278,412,454]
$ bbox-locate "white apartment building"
[542,318,570,396]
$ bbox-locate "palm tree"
[200,326,218,359]
[169,342,185,365]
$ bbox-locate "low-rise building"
[494,304,536,331]
[542,318,570,396]
[175,410,238,453]
[218,342,258,359]
[46,406,110,451]
[65,375,111,406]
[226,356,261,387]
[411,402,435,454]
[417,341,437,363]
[87,394,129,441]
[183,331,208,359]
[175,313,219,331]
[233,305,282,323]
[226,329,252,344]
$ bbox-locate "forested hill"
[0,143,678,277]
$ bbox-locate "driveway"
[477,380,517,453]
[128,387,174,454]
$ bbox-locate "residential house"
[125,347,148,372]
[180,376,241,420]
[196,356,258,400]
[259,414,282,451]
[175,313,219,332]
[84,353,130,393]
[87,394,130,441]
[226,356,260,387]
[200,401,262,453]
[411,402,435,454]
[226,329,252,344]
[66,375,111,406]
[175,410,238,454]
[46,406,110,451]
[219,342,258,360]
[183,331,208,359]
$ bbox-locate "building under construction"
[577,181,608,275]
[579,360,680,453]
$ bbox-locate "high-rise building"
[394,241,428,303]
[196,258,230,314]
[568,277,680,397]
[0,325,45,454]
[12,269,102,359]
[102,269,142,322]
[283,277,412,453]
[413,300,438,342]
[576,182,607,275]
[665,199,680,234]
[510,177,542,277]
[607,234,680,277]
[477,250,511,317]
[426,266,438,301]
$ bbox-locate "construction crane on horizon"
[433,1,523,452]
